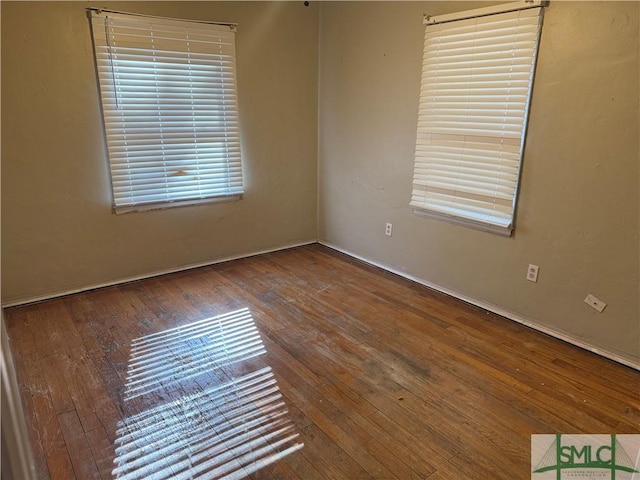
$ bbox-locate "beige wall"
[3,1,638,365]
[2,1,319,304]
[318,2,640,364]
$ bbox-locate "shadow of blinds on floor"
[114,308,303,480]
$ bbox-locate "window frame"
[88,9,244,214]
[411,1,546,236]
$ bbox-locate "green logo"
[532,434,640,480]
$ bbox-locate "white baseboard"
[2,240,317,308]
[319,241,640,372]
[6,238,638,371]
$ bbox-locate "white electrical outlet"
[526,264,539,282]
[584,294,606,313]
[385,223,393,237]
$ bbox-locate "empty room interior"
[1,1,639,479]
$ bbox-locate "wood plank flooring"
[4,244,639,479]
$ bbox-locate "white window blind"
[411,2,544,235]
[89,10,243,213]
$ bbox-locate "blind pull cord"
[104,16,121,110]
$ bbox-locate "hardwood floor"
[4,244,639,479]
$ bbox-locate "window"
[89,10,243,213]
[411,1,545,235]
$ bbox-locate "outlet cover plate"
[584,294,606,313]
[526,264,539,282]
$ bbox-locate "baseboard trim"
[2,240,317,308]
[319,241,640,372]
[6,239,638,370]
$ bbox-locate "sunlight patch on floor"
[114,308,303,479]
